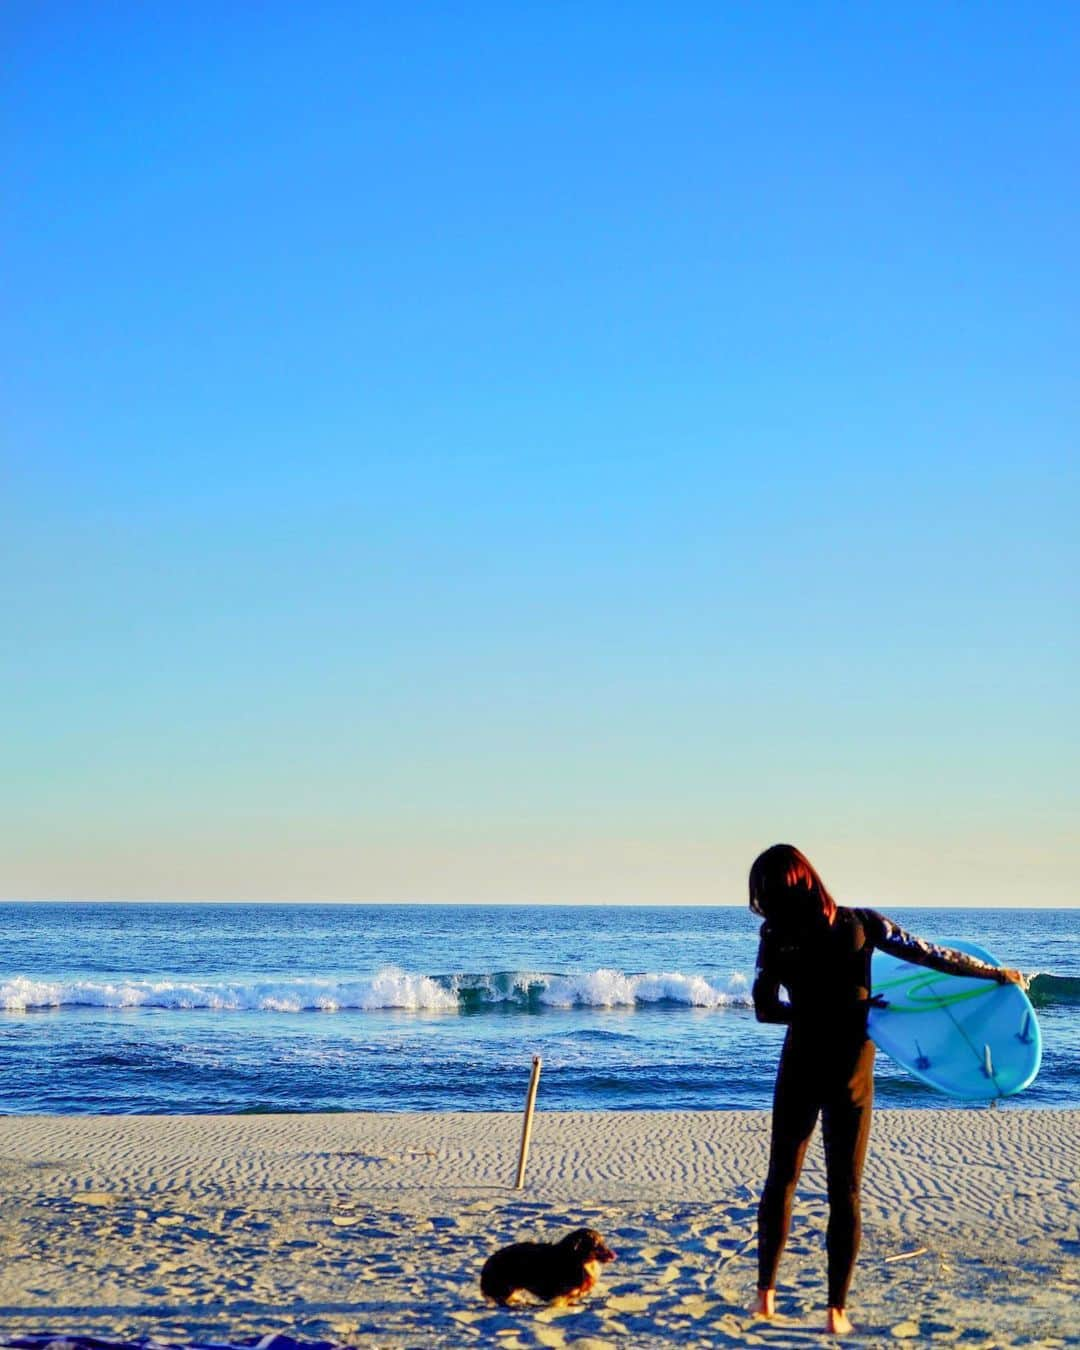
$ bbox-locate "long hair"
[748,844,837,926]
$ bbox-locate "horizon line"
[1,898,1074,910]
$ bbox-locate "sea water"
[0,903,1075,1114]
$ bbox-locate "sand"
[0,1110,1076,1348]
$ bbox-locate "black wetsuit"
[753,906,1004,1308]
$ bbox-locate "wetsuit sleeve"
[752,930,792,1024]
[863,909,1006,982]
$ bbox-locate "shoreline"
[1,1110,1076,1347]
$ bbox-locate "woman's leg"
[757,1043,819,1301]
[821,1038,875,1318]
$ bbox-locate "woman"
[748,844,1025,1335]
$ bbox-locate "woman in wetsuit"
[748,844,1026,1335]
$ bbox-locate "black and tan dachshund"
[480,1227,616,1305]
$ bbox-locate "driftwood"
[514,1055,543,1188]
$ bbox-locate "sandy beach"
[0,1110,1076,1348]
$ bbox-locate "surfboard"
[868,939,1041,1100]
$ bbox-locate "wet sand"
[0,1110,1076,1347]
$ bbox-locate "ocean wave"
[3,967,1073,1014]
[0,966,752,1014]
[1027,972,1080,1008]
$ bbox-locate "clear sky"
[3,3,1077,906]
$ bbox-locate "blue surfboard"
[868,939,1041,1100]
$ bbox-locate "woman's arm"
[864,910,1025,985]
[752,932,792,1023]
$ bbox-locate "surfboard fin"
[1016,1011,1034,1045]
[914,1040,931,1071]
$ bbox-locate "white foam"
[0,967,458,1013]
[539,968,752,1009]
[0,966,752,1013]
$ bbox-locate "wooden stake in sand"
[514,1055,542,1189]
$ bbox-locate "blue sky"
[3,2,1077,905]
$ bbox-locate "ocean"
[1,903,1075,1114]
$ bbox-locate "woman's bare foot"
[752,1288,776,1319]
[826,1306,853,1335]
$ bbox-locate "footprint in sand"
[606,1292,656,1313]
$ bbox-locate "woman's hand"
[997,968,1030,990]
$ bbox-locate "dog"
[480,1227,616,1305]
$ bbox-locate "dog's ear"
[564,1228,601,1258]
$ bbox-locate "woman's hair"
[748,844,837,925]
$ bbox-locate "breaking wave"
[1028,972,1080,1008]
[0,966,753,1014]
[4,969,1071,1015]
